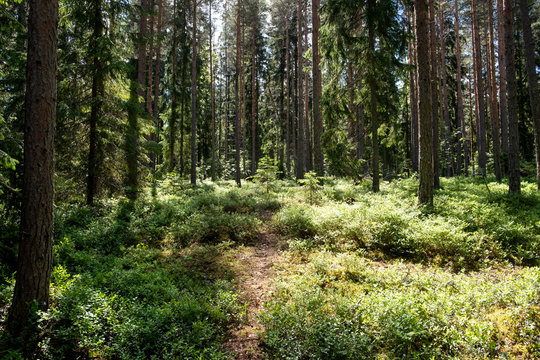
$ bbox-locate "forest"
[0,0,539,358]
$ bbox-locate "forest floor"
[224,211,284,360]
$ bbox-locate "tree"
[503,0,520,194]
[519,0,540,190]
[296,0,305,180]
[235,0,242,187]
[416,0,433,206]
[439,1,451,177]
[497,0,509,155]
[472,0,487,176]
[190,0,197,185]
[454,0,468,176]
[7,0,58,342]
[312,0,323,176]
[210,0,216,180]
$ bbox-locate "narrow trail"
[224,211,284,359]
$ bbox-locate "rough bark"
[439,2,452,177]
[296,0,305,179]
[497,0,509,155]
[7,0,58,341]
[408,8,419,173]
[519,0,540,190]
[472,0,487,175]
[251,32,257,175]
[210,0,216,180]
[168,0,178,172]
[455,0,467,175]
[235,0,242,186]
[190,0,197,185]
[368,0,379,192]
[504,0,520,194]
[286,19,291,175]
[415,0,433,206]
[429,0,439,189]
[154,0,163,165]
[312,0,323,176]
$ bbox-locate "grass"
[1,175,538,359]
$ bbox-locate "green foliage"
[253,155,280,194]
[299,171,322,205]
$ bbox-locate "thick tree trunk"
[87,1,104,205]
[472,0,487,176]
[312,0,323,176]
[408,8,419,173]
[497,0,509,155]
[296,0,305,179]
[415,0,433,206]
[429,0,439,189]
[503,0,520,193]
[7,0,58,341]
[235,0,242,186]
[190,0,197,185]
[455,0,467,175]
[519,0,540,190]
[488,0,502,182]
[439,2,452,177]
[210,0,216,180]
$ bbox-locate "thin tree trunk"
[472,0,487,175]
[304,15,311,172]
[368,0,379,192]
[312,0,323,176]
[190,0,197,185]
[235,0,242,186]
[439,2,452,177]
[415,0,433,206]
[286,19,291,175]
[455,0,467,175]
[147,0,155,168]
[497,0,509,155]
[408,8,419,173]
[488,0,502,181]
[519,0,540,190]
[429,0,440,189]
[7,0,58,341]
[251,32,257,175]
[87,1,104,205]
[296,0,305,179]
[210,0,216,180]
[154,0,163,165]
[169,0,178,172]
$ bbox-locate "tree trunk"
[7,0,58,341]
[472,0,487,176]
[154,0,163,165]
[235,0,242,186]
[415,0,433,206]
[87,1,104,206]
[168,0,178,172]
[455,0,467,176]
[497,0,509,155]
[429,0,439,189]
[190,0,197,185]
[147,0,155,168]
[304,14,312,173]
[251,32,257,175]
[312,0,323,176]
[519,0,540,190]
[286,19,291,176]
[408,8,419,173]
[503,0,520,194]
[368,0,379,192]
[210,0,216,180]
[487,0,502,181]
[439,2,452,177]
[296,0,305,179]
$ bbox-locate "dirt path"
[224,211,283,359]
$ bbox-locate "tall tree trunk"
[154,0,163,165]
[190,0,197,185]
[251,32,257,175]
[439,2,452,177]
[472,0,487,176]
[368,0,379,192]
[519,0,540,190]
[286,19,291,175]
[312,0,323,176]
[147,0,155,168]
[87,1,104,206]
[408,8,419,173]
[497,0,509,155]
[429,0,439,189]
[455,0,467,175]
[415,0,433,206]
[210,0,216,180]
[7,0,58,341]
[168,0,178,172]
[504,0,520,194]
[296,0,305,179]
[304,14,311,173]
[138,0,147,114]
[487,0,502,181]
[235,0,242,186]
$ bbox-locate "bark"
[408,8,419,173]
[251,32,257,175]
[87,1,104,205]
[472,0,487,175]
[439,2,452,177]
[429,0,439,189]
[147,0,155,168]
[296,0,305,179]
[415,0,433,206]
[154,0,163,165]
[190,0,197,185]
[304,14,312,173]
[519,0,540,190]
[7,0,58,340]
[210,0,216,180]
[488,0,502,181]
[286,19,291,175]
[368,0,379,192]
[497,0,509,154]
[504,0,520,194]
[168,0,178,172]
[455,0,467,175]
[235,0,242,186]
[312,0,323,176]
